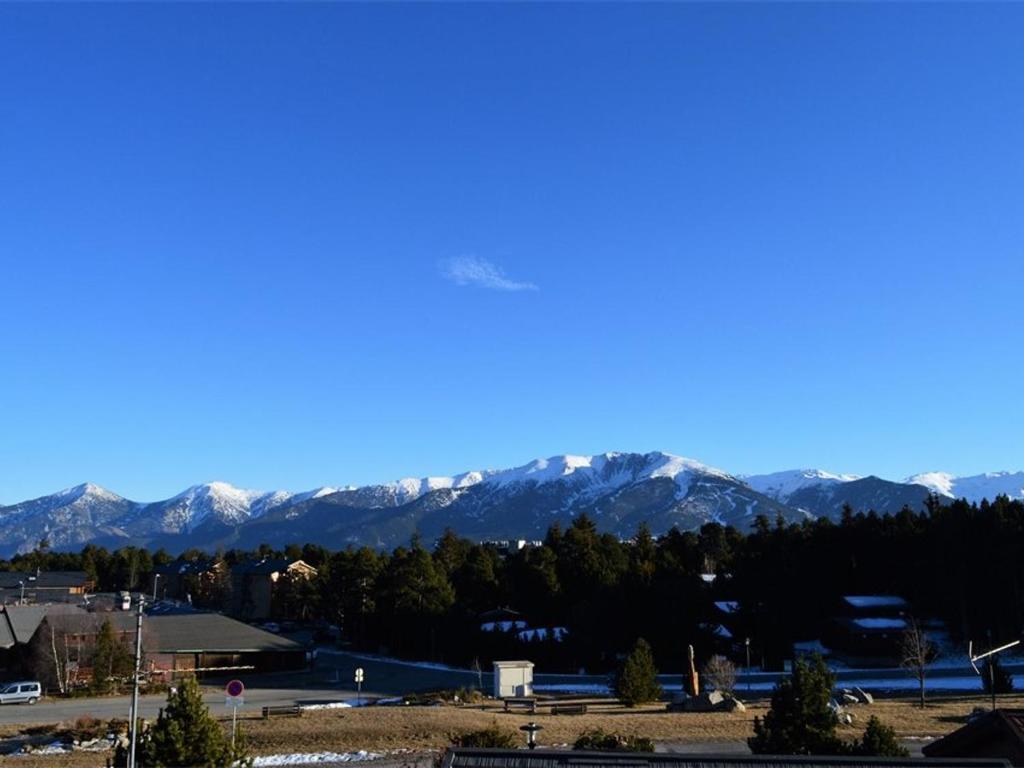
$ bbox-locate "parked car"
[0,681,42,705]
[261,622,281,634]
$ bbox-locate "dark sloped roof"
[0,612,14,649]
[479,607,524,622]
[0,571,90,589]
[0,605,48,645]
[232,558,294,575]
[443,749,1010,768]
[923,709,1024,763]
[153,559,221,577]
[107,612,303,653]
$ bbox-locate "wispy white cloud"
[439,255,538,292]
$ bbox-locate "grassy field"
[3,693,1021,766]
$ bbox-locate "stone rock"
[838,711,855,725]
[853,687,874,705]
[841,693,860,706]
[721,696,746,712]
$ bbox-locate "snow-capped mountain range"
[0,452,1020,557]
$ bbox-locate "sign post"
[225,679,245,750]
[354,667,364,705]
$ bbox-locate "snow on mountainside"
[906,471,1024,502]
[0,483,137,556]
[743,469,860,502]
[2,454,1023,557]
[386,453,732,505]
[211,451,797,553]
[139,482,343,532]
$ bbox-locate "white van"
[0,681,42,705]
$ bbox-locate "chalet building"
[479,607,527,633]
[152,558,228,605]
[824,595,913,662]
[229,558,317,620]
[924,709,1024,765]
[107,611,306,677]
[0,571,93,604]
[1,603,305,684]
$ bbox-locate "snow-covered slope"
[0,483,137,555]
[2,454,1022,556]
[743,469,860,502]
[906,471,1024,502]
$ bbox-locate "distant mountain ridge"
[1,452,1020,557]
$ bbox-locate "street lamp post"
[127,595,145,768]
[152,574,161,602]
[745,637,751,694]
[18,580,25,605]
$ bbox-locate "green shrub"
[749,655,845,755]
[982,656,1016,695]
[574,729,655,752]
[853,716,908,757]
[454,724,520,748]
[614,638,663,707]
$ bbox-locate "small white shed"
[493,660,534,698]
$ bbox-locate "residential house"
[0,571,94,605]
[923,709,1024,765]
[152,558,229,607]
[229,558,318,621]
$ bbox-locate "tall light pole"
[745,637,751,694]
[18,580,25,605]
[128,595,145,768]
[152,573,161,602]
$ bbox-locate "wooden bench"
[551,703,588,715]
[262,705,302,719]
[504,697,537,714]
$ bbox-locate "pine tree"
[119,675,249,767]
[982,655,1016,695]
[748,655,846,755]
[91,618,133,694]
[853,716,908,757]
[614,638,662,707]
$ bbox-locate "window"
[20,684,37,693]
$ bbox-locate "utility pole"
[128,595,145,768]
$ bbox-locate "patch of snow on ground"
[301,699,373,710]
[251,750,380,766]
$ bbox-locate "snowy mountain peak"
[905,471,956,497]
[384,451,733,505]
[905,471,1024,502]
[57,482,126,504]
[742,469,860,502]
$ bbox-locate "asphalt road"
[0,685,370,726]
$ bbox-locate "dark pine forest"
[4,494,1023,673]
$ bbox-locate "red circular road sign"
[226,679,245,698]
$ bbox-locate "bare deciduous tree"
[702,654,738,695]
[900,618,938,709]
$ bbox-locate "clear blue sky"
[2,3,1023,503]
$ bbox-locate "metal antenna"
[968,638,1021,710]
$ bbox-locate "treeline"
[5,494,1024,672]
